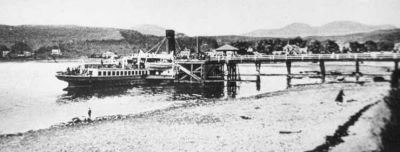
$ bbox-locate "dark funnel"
[166,30,175,55]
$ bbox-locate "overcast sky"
[0,0,399,36]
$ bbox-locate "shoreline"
[0,81,386,137]
[0,80,298,137]
[0,82,390,151]
[0,57,102,63]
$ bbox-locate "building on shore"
[1,50,10,58]
[51,49,62,56]
[102,51,117,59]
[283,44,300,55]
[394,43,400,52]
[215,44,239,56]
[178,48,191,58]
[7,50,33,58]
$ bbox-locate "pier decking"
[208,53,400,63]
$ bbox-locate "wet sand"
[0,82,389,151]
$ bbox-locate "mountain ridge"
[244,21,397,37]
[306,28,400,43]
[131,24,187,37]
[131,24,167,36]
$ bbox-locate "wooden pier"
[174,60,225,83]
[174,53,400,83]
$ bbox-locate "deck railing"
[209,53,400,62]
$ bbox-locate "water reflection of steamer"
[61,83,178,100]
[202,82,225,98]
[61,86,134,100]
[170,82,225,99]
[60,82,226,102]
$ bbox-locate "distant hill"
[0,24,209,58]
[131,24,167,36]
[307,28,400,43]
[131,24,187,37]
[0,25,124,49]
[206,35,275,44]
[244,21,396,38]
[0,24,165,58]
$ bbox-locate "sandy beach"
[0,81,390,151]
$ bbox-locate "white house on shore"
[102,51,117,58]
[394,43,400,52]
[283,44,300,55]
[51,49,62,56]
[178,48,191,58]
[21,51,33,57]
[1,50,10,57]
[247,47,254,53]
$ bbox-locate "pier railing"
[209,53,400,63]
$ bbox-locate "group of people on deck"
[65,67,81,75]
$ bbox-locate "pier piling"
[227,81,237,98]
[355,60,360,74]
[256,75,261,91]
[286,76,292,88]
[286,61,292,75]
[319,60,326,82]
[255,61,261,74]
[227,62,238,81]
[355,60,361,81]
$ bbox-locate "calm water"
[0,61,391,134]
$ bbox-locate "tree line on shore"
[0,35,398,59]
[230,37,397,55]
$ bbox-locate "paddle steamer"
[56,30,177,87]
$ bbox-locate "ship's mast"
[196,36,199,54]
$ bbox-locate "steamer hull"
[56,75,147,87]
[56,74,175,87]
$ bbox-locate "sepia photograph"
[0,0,400,151]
